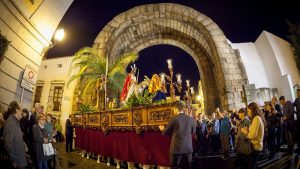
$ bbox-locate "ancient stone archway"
[93,3,248,113]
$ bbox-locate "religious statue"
[108,98,117,109]
[120,64,137,102]
[95,74,107,108]
[134,76,150,97]
[148,74,166,101]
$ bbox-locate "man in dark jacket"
[280,96,295,157]
[3,101,27,169]
[195,113,208,156]
[159,101,196,169]
[28,103,43,156]
[65,116,74,152]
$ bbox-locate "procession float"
[69,47,201,168]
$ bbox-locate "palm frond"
[67,65,88,87]
[107,72,126,97]
[82,78,98,96]
[108,53,138,77]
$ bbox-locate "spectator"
[265,102,280,159]
[66,116,74,152]
[230,109,239,150]
[28,103,44,156]
[32,114,49,169]
[272,96,282,113]
[44,114,57,169]
[0,112,5,161]
[44,114,55,141]
[195,113,208,156]
[3,101,28,169]
[235,108,251,169]
[280,96,295,157]
[211,112,220,154]
[159,101,195,169]
[241,102,266,169]
[293,89,300,155]
[55,119,62,143]
[272,96,283,151]
[218,110,231,158]
[20,108,30,148]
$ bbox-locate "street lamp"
[41,28,65,57]
[54,29,65,42]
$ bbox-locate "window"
[44,65,47,69]
[34,86,43,105]
[53,86,63,111]
[0,32,10,64]
[57,64,62,68]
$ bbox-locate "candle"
[190,87,194,94]
[176,74,182,84]
[186,80,190,87]
[167,59,172,69]
[160,73,165,83]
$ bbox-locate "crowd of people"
[1,90,300,169]
[191,91,300,169]
[0,102,72,169]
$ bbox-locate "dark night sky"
[47,0,300,95]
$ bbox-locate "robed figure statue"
[120,64,137,102]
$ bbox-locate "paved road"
[1,142,298,169]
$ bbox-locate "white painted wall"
[266,32,300,89]
[231,31,300,101]
[231,42,269,88]
[36,56,77,133]
[0,0,73,110]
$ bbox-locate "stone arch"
[93,3,248,113]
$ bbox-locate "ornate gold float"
[72,103,178,134]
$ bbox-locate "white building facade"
[231,31,300,103]
[34,56,77,133]
[0,0,73,110]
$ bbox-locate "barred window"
[53,86,63,111]
[34,86,43,105]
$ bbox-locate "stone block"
[227,93,234,99]
[228,104,236,110]
[224,74,233,81]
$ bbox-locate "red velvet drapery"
[75,127,171,166]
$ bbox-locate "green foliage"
[67,47,139,105]
[107,72,126,98]
[152,99,169,106]
[125,90,155,107]
[77,103,97,114]
[287,21,300,73]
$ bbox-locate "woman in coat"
[32,114,49,169]
[241,102,266,169]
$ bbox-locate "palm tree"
[68,47,138,109]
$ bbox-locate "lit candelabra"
[184,80,195,104]
[160,59,182,101]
